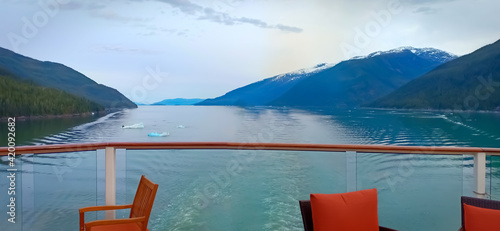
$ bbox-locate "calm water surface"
[1,106,500,231]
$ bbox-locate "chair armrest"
[380,226,398,231]
[79,204,133,213]
[79,204,134,231]
[85,217,145,229]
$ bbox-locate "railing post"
[105,147,116,219]
[473,152,486,198]
[346,151,357,192]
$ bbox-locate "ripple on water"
[17,107,500,231]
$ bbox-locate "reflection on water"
[1,106,500,231]
[0,115,98,147]
[4,106,500,148]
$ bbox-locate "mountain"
[368,39,500,111]
[270,47,456,107]
[198,63,335,106]
[151,98,205,105]
[199,47,456,107]
[0,74,104,117]
[0,47,136,109]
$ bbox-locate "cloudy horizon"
[1,0,499,103]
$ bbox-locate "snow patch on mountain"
[351,47,457,64]
[271,62,335,82]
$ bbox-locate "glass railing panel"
[357,153,464,231]
[0,153,22,231]
[462,154,475,198]
[125,149,347,230]
[22,151,97,231]
[490,155,500,200]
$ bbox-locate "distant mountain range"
[0,47,136,109]
[369,39,500,111]
[198,47,457,107]
[151,98,205,105]
[4,38,498,116]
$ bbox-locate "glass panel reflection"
[25,151,97,231]
[0,153,22,231]
[357,153,464,230]
[125,149,346,230]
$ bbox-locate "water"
[3,106,500,147]
[1,106,500,231]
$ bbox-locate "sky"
[1,0,499,104]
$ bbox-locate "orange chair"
[79,175,159,231]
[460,196,500,231]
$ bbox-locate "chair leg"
[80,212,85,231]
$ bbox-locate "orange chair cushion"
[464,203,500,231]
[89,223,147,231]
[310,188,379,231]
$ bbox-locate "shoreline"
[0,111,107,122]
[187,104,500,114]
[359,106,500,114]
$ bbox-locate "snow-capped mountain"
[199,46,457,107]
[352,47,457,64]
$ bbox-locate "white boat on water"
[122,122,144,129]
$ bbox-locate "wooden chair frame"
[79,175,159,231]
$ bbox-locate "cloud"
[1,0,86,9]
[236,17,269,28]
[90,10,151,23]
[402,0,456,5]
[93,45,161,54]
[156,0,203,15]
[137,26,188,36]
[197,7,303,33]
[86,2,108,10]
[6,0,302,33]
[209,0,243,12]
[156,0,303,33]
[11,0,301,33]
[57,1,86,10]
[413,6,440,14]
[274,24,303,33]
[199,7,235,25]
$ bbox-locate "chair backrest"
[461,196,500,229]
[130,175,159,230]
[299,199,397,231]
[299,200,314,231]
